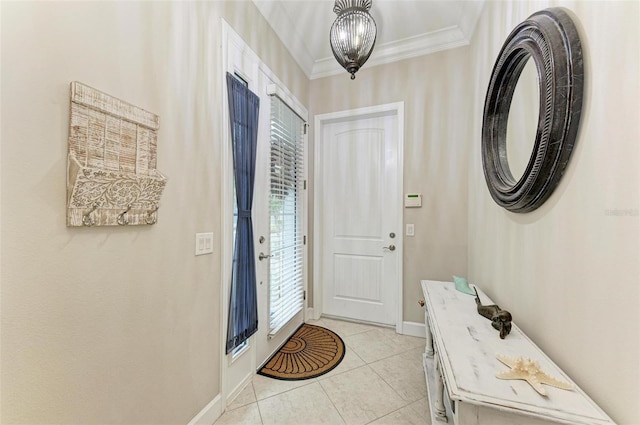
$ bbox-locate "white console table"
[421,280,615,425]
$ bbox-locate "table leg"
[434,351,448,422]
[425,311,434,357]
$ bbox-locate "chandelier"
[329,0,377,80]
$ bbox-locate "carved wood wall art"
[66,82,167,226]
[482,8,584,213]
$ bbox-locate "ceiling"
[252,0,485,80]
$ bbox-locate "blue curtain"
[226,73,259,354]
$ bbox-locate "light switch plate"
[406,224,415,237]
[195,232,214,255]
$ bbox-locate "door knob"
[259,252,273,261]
[383,244,396,251]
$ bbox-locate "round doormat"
[258,323,345,380]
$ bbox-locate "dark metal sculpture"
[481,8,584,213]
[474,288,512,339]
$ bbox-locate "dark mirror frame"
[481,8,584,213]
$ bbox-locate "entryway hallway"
[214,318,430,425]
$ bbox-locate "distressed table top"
[421,280,615,425]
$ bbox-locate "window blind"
[268,94,305,335]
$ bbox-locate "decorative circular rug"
[258,323,345,380]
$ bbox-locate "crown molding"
[251,0,316,77]
[253,0,485,81]
[311,1,484,79]
[458,0,485,40]
[311,25,469,79]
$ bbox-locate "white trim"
[187,394,222,425]
[221,19,262,414]
[259,51,309,362]
[395,103,405,335]
[322,313,395,330]
[230,340,250,363]
[221,20,310,403]
[220,20,234,414]
[402,321,426,338]
[313,102,405,332]
[220,19,232,415]
[226,373,253,407]
[306,307,317,321]
[313,102,404,124]
[458,0,485,41]
[251,0,316,77]
[302,106,310,326]
[311,26,469,80]
[266,84,307,122]
[253,1,485,80]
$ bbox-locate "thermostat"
[404,193,422,208]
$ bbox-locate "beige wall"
[467,1,639,424]
[309,48,473,324]
[0,1,307,424]
[310,1,639,422]
[2,0,637,423]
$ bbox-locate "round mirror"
[481,8,584,213]
[505,57,539,182]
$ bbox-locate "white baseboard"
[228,373,254,405]
[306,307,318,321]
[188,394,222,425]
[402,321,426,338]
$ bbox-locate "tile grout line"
[364,338,428,423]
[367,351,418,412]
[317,377,349,425]
[244,319,426,425]
[253,376,318,403]
[250,381,265,425]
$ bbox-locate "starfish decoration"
[496,354,573,396]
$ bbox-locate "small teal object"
[453,276,475,296]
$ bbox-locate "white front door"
[316,104,403,326]
[253,71,307,368]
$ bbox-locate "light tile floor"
[214,318,432,425]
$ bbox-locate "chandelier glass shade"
[330,0,377,79]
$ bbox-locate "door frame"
[313,102,404,334]
[220,20,309,411]
[220,20,259,411]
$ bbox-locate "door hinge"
[303,180,307,190]
[303,235,307,245]
[303,290,306,300]
[304,123,308,135]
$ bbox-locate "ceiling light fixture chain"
[330,0,377,80]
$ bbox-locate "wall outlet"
[195,232,214,255]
